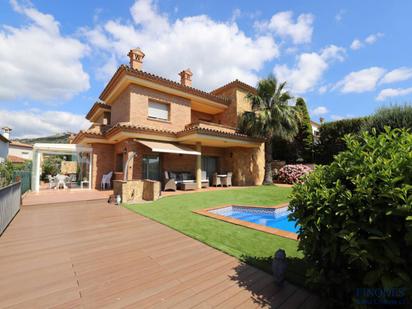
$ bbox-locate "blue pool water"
[209,206,298,233]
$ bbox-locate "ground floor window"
[142,155,160,180]
[202,156,218,181]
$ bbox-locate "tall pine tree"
[295,98,314,162]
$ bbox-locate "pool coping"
[193,203,298,240]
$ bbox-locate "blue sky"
[1,0,412,138]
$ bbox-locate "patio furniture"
[201,171,209,188]
[81,180,89,189]
[55,174,69,189]
[221,172,232,187]
[178,182,197,191]
[164,171,177,191]
[101,171,113,190]
[212,173,221,187]
[47,175,56,189]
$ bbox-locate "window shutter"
[148,101,169,120]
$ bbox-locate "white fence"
[0,182,21,235]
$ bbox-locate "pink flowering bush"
[277,164,312,184]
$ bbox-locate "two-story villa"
[73,48,265,190]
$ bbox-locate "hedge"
[289,128,412,306]
[314,117,366,164]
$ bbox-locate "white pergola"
[31,143,93,192]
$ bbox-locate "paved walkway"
[0,200,318,308]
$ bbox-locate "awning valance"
[136,140,200,155]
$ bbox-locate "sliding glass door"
[142,155,160,180]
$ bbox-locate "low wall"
[113,179,161,203]
[0,182,21,235]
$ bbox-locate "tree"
[239,76,299,184]
[294,98,314,162]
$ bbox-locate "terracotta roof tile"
[86,102,111,120]
[7,155,27,163]
[10,141,33,148]
[100,65,230,106]
[73,122,263,143]
[210,79,257,95]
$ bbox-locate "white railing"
[0,182,21,235]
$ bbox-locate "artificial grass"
[125,185,307,286]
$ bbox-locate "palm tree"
[239,76,299,184]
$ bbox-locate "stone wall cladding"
[213,88,252,128]
[114,139,152,180]
[236,89,252,116]
[91,143,115,189]
[128,84,191,131]
[113,179,160,203]
[224,144,265,186]
[143,180,161,201]
[214,87,237,127]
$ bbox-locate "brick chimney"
[1,127,11,140]
[127,48,145,70]
[320,117,325,124]
[179,69,193,87]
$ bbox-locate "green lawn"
[125,185,307,285]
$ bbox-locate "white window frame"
[148,100,170,121]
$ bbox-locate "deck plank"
[0,199,317,308]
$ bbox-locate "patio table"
[55,174,68,189]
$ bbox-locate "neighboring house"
[8,141,33,161]
[0,127,11,163]
[310,120,320,135]
[73,48,266,189]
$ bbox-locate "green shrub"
[41,156,62,180]
[289,128,412,306]
[272,98,314,163]
[295,98,314,162]
[0,161,15,187]
[314,117,366,164]
[362,104,412,133]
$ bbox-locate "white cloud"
[0,109,90,138]
[335,67,386,93]
[330,114,354,121]
[350,39,362,50]
[0,1,90,102]
[365,32,384,44]
[257,11,314,44]
[376,87,412,101]
[335,10,345,22]
[318,85,328,94]
[330,114,344,121]
[350,32,383,50]
[83,0,278,90]
[274,45,345,93]
[311,106,328,116]
[380,67,412,84]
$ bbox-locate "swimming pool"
[208,206,298,233]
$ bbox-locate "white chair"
[47,175,56,189]
[101,171,113,190]
[55,174,68,189]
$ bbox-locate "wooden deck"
[0,200,318,308]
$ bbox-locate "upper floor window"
[148,101,169,121]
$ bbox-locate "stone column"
[196,143,202,189]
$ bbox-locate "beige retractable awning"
[136,140,200,155]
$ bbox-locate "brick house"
[73,48,265,190]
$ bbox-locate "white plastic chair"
[101,171,113,190]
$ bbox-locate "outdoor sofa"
[164,171,209,191]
